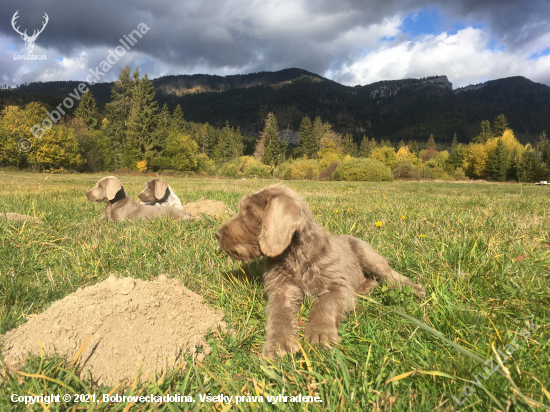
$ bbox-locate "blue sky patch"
[401,8,441,37]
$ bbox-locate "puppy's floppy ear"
[106,177,122,200]
[259,195,301,257]
[154,179,168,200]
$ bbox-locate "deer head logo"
[11,10,49,54]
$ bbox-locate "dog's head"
[86,176,124,202]
[215,185,304,261]
[138,178,169,203]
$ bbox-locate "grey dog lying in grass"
[216,184,426,358]
[138,178,183,209]
[86,176,190,222]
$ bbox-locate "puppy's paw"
[305,324,341,348]
[261,336,299,359]
[413,283,426,299]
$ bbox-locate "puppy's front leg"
[305,287,354,347]
[262,283,304,358]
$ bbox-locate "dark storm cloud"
[0,0,548,85]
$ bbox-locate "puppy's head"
[215,185,303,261]
[138,178,168,203]
[86,176,123,202]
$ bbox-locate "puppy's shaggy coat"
[86,176,190,222]
[216,184,425,358]
[138,178,183,209]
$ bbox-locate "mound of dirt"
[183,197,234,218]
[0,212,42,224]
[1,275,225,388]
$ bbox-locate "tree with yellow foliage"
[396,146,420,166]
[463,144,489,178]
[27,125,85,171]
[370,147,398,169]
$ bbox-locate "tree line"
[0,67,548,182]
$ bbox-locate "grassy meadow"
[0,171,549,411]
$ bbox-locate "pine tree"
[105,66,139,159]
[311,116,324,159]
[409,140,419,156]
[262,112,282,166]
[342,133,358,156]
[74,90,98,130]
[214,121,242,162]
[451,133,458,150]
[154,103,171,150]
[359,135,370,157]
[487,138,509,181]
[493,114,508,138]
[427,134,436,150]
[171,104,186,132]
[125,74,159,167]
[520,147,540,182]
[297,116,314,158]
[397,139,406,149]
[536,131,549,164]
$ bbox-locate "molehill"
[1,275,225,387]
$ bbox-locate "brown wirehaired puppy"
[138,178,183,209]
[216,184,425,358]
[86,176,190,222]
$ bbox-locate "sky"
[1,0,549,89]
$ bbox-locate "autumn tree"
[27,125,85,171]
[311,116,324,159]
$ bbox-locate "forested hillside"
[5,68,550,145]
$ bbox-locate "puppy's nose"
[215,230,222,240]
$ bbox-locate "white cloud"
[330,27,550,88]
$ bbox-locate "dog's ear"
[259,195,301,257]
[106,177,122,200]
[154,179,168,200]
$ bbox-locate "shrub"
[136,160,147,172]
[428,167,450,180]
[219,160,241,178]
[318,148,343,168]
[290,159,320,180]
[275,161,293,180]
[243,160,272,177]
[393,162,420,179]
[319,161,339,180]
[332,158,393,181]
[453,167,468,181]
[370,147,398,169]
[194,153,214,174]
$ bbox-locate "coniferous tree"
[536,131,549,164]
[427,134,436,150]
[74,90,98,130]
[487,138,509,181]
[105,66,139,163]
[397,139,406,149]
[342,133,358,156]
[297,116,314,158]
[154,103,171,150]
[311,116,324,159]
[493,114,508,138]
[473,120,492,144]
[125,74,159,167]
[171,104,186,132]
[262,112,282,166]
[520,147,540,182]
[408,140,419,156]
[214,121,242,162]
[451,133,458,150]
[359,135,370,157]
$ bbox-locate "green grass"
[0,171,549,411]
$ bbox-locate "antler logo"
[11,10,49,54]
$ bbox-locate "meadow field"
[0,171,549,411]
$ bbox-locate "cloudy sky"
[1,0,549,89]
